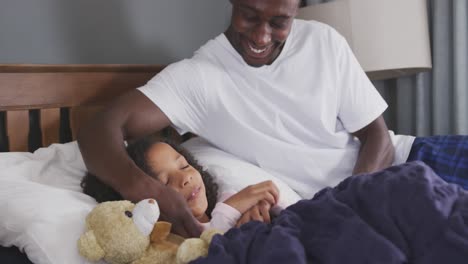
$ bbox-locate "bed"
[0,64,303,264]
[1,64,468,264]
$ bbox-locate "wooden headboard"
[0,64,172,152]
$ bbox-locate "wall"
[0,0,231,64]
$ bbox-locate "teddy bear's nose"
[148,199,155,204]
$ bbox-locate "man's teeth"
[249,43,267,54]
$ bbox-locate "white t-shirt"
[138,19,415,199]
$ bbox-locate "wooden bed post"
[0,111,8,152]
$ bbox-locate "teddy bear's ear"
[77,230,106,262]
[150,221,172,242]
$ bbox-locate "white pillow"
[0,141,102,264]
[0,138,301,264]
[181,137,302,211]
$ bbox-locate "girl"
[81,136,280,232]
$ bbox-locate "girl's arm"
[223,180,279,214]
[236,200,271,227]
[205,182,279,232]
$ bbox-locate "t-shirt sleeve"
[137,59,207,135]
[334,32,388,133]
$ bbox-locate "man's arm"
[77,90,201,237]
[351,115,395,175]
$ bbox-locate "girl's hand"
[223,180,279,214]
[236,200,271,227]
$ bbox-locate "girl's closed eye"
[179,158,190,170]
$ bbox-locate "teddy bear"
[77,199,221,264]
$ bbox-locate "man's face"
[226,0,299,67]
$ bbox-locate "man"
[77,0,404,237]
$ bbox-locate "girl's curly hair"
[81,136,219,218]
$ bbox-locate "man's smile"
[241,38,275,63]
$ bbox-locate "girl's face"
[146,143,209,222]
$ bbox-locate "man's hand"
[77,89,202,235]
[153,184,202,238]
[235,200,272,228]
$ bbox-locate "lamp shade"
[297,0,432,80]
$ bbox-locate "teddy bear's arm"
[78,230,106,262]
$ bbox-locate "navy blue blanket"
[193,161,468,264]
